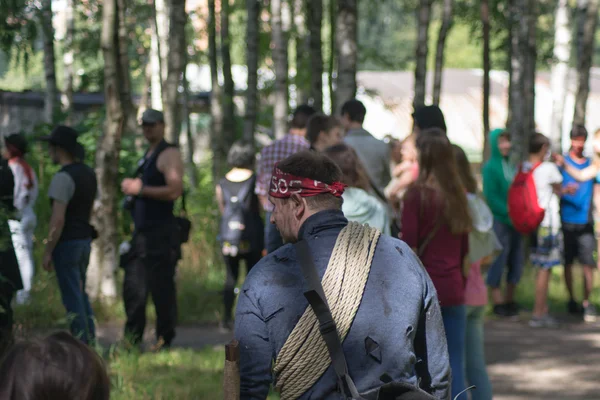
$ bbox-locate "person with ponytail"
[2,133,38,305]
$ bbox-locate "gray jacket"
[345,128,392,193]
[235,210,451,400]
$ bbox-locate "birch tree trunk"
[414,0,433,110]
[182,62,198,188]
[523,0,537,149]
[40,0,58,123]
[481,0,491,161]
[335,0,357,114]
[271,0,290,139]
[163,0,186,144]
[221,0,236,148]
[89,0,128,301]
[61,0,75,119]
[150,1,163,110]
[156,0,169,84]
[573,0,599,127]
[328,0,336,112]
[209,0,226,179]
[550,0,572,152]
[243,0,260,142]
[307,0,324,112]
[432,0,453,106]
[117,0,138,135]
[508,0,524,163]
[294,0,308,104]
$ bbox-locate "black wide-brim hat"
[39,125,80,156]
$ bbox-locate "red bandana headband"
[269,166,347,198]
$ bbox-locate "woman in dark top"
[401,128,472,400]
[215,141,264,331]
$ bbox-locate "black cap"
[413,105,447,132]
[4,133,28,155]
[39,125,80,156]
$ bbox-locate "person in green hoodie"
[483,128,524,317]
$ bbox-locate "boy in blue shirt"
[560,125,597,322]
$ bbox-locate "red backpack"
[508,162,544,234]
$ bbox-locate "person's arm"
[400,188,420,250]
[42,201,68,271]
[482,170,507,217]
[563,163,598,182]
[594,183,600,217]
[121,148,184,201]
[215,184,225,214]
[234,285,273,399]
[387,168,416,200]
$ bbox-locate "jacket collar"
[298,209,347,241]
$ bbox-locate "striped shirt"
[255,134,310,211]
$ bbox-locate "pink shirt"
[465,261,488,307]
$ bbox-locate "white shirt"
[525,161,563,230]
[9,160,39,228]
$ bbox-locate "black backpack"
[219,176,256,246]
[294,241,474,400]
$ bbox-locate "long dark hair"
[416,128,472,234]
[323,143,371,191]
[0,332,110,400]
[452,144,478,194]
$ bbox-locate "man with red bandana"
[235,151,450,400]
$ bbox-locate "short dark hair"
[412,105,447,132]
[0,332,110,400]
[290,105,317,129]
[570,124,588,139]
[341,99,366,123]
[323,144,371,191]
[306,114,341,145]
[227,141,255,169]
[529,132,550,154]
[276,151,343,210]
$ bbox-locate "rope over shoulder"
[274,222,382,399]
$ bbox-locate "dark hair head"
[452,144,478,194]
[416,128,472,234]
[341,99,367,123]
[529,132,550,154]
[570,124,588,139]
[276,151,343,210]
[306,114,341,145]
[290,105,317,129]
[323,143,371,191]
[0,332,110,400]
[227,141,255,169]
[412,105,447,132]
[4,132,28,156]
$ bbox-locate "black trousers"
[0,281,14,357]
[123,226,179,345]
[223,251,261,322]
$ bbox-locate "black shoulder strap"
[294,240,365,400]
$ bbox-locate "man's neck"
[289,128,305,137]
[347,122,363,131]
[569,149,585,161]
[529,154,544,164]
[147,139,164,154]
[59,156,75,167]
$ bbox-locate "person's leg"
[223,255,240,324]
[0,282,15,357]
[52,241,94,344]
[9,220,33,304]
[264,212,284,253]
[533,268,551,318]
[123,235,150,346]
[505,226,524,307]
[77,240,95,342]
[562,224,577,304]
[579,224,597,321]
[246,250,262,275]
[441,305,467,400]
[148,231,178,346]
[465,306,492,400]
[487,220,510,308]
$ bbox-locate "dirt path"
[96,317,600,399]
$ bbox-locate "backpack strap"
[417,189,443,258]
[294,240,365,400]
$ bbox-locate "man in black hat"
[41,125,98,344]
[120,109,184,350]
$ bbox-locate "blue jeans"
[53,239,95,344]
[442,305,467,400]
[466,306,492,400]
[486,219,525,288]
[265,212,284,253]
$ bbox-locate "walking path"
[96,316,600,399]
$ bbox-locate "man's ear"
[290,193,306,219]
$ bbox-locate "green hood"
[483,128,514,225]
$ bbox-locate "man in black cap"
[41,125,98,344]
[120,108,184,350]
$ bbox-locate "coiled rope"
[274,222,381,399]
